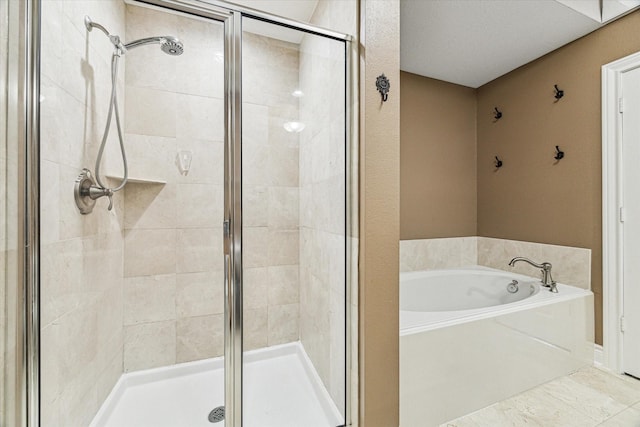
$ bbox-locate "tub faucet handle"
[508,257,558,293]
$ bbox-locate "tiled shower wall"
[242,31,302,351]
[39,0,127,425]
[299,1,350,413]
[119,6,226,371]
[119,6,302,371]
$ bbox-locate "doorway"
[603,50,640,378]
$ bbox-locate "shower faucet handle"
[88,186,114,211]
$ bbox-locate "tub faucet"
[508,257,558,293]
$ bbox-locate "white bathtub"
[400,267,594,426]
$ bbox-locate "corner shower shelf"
[105,175,167,185]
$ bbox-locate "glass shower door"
[38,3,230,425]
[240,15,348,427]
[1,0,21,425]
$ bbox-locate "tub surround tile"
[400,237,478,272]
[478,237,591,290]
[400,236,591,290]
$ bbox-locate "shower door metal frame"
[23,0,355,425]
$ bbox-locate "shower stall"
[1,0,356,425]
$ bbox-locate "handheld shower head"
[124,36,184,56]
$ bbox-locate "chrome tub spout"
[508,257,557,293]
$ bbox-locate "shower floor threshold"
[90,341,343,427]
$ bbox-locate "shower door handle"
[223,219,231,313]
[224,253,231,298]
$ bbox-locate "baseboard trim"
[594,344,604,367]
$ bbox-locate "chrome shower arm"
[84,15,109,36]
[124,37,164,50]
[84,16,126,53]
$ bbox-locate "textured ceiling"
[401,0,603,88]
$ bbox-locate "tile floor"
[443,366,640,427]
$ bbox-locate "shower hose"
[94,48,129,208]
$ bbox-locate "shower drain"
[208,406,225,423]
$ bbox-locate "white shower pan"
[90,342,343,427]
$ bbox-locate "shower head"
[124,36,184,56]
[160,37,184,56]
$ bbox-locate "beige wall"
[400,11,640,345]
[477,10,640,345]
[359,0,400,426]
[400,72,477,239]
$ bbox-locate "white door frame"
[602,50,640,373]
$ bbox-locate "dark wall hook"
[554,145,565,160]
[554,84,564,100]
[495,156,503,168]
[376,74,390,102]
[493,107,502,120]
